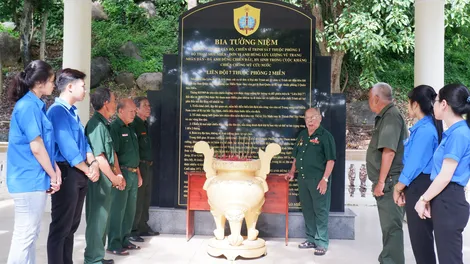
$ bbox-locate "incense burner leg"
[211,210,226,240]
[225,209,244,246]
[245,209,261,241]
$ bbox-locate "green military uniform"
[132,116,154,235]
[84,112,115,264]
[292,125,336,250]
[366,103,408,264]
[107,117,140,251]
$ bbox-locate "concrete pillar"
[187,0,198,10]
[62,0,92,124]
[414,0,445,91]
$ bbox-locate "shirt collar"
[93,111,110,125]
[25,91,46,111]
[134,115,145,124]
[410,115,433,132]
[377,103,394,118]
[443,120,467,137]
[55,97,77,112]
[308,125,324,137]
[116,116,131,127]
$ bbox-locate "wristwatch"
[419,196,429,203]
[323,177,328,183]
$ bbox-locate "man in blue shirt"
[46,69,100,264]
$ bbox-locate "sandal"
[314,247,327,256]
[298,240,317,249]
[106,249,129,256]
[123,243,141,250]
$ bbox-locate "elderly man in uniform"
[107,98,143,255]
[367,82,408,264]
[84,87,124,264]
[285,108,336,256]
[129,97,159,243]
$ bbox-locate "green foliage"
[101,0,147,26]
[376,52,414,99]
[444,38,470,86]
[92,1,184,76]
[0,24,19,38]
[376,35,470,98]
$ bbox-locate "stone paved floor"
[0,199,469,263]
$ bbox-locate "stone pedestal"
[207,237,267,261]
[148,208,356,240]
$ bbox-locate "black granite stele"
[148,0,350,219]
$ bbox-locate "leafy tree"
[301,0,470,92]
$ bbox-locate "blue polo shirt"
[431,120,470,186]
[47,98,92,167]
[399,115,439,186]
[7,91,55,193]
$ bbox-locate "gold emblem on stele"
[233,4,260,36]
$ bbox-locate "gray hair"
[372,82,393,101]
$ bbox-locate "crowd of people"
[367,82,470,264]
[4,59,470,264]
[285,82,470,263]
[6,60,157,264]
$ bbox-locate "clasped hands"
[48,165,62,194]
[393,183,431,220]
[86,162,100,182]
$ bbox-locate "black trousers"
[432,182,469,264]
[47,163,88,264]
[404,173,436,264]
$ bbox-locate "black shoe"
[129,235,145,242]
[140,230,160,236]
[298,240,317,249]
[102,259,114,264]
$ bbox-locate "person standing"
[285,108,336,256]
[366,82,408,264]
[129,97,159,243]
[415,84,470,264]
[392,85,442,264]
[6,60,61,264]
[84,88,124,264]
[46,69,100,264]
[107,98,143,255]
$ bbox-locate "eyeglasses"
[304,115,321,121]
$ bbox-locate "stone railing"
[344,149,470,205]
[344,150,376,206]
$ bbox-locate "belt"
[57,161,70,166]
[120,166,138,173]
[140,160,153,166]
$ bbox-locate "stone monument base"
[148,208,356,240]
[207,237,267,261]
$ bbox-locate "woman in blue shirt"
[392,85,442,264]
[415,83,470,264]
[6,60,61,264]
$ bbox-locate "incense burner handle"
[256,143,281,180]
[194,141,216,178]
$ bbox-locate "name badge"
[141,132,147,135]
[122,134,128,137]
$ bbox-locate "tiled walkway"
[0,199,469,263]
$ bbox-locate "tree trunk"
[40,10,49,61]
[187,0,198,10]
[0,58,3,96]
[20,0,33,68]
[331,51,345,94]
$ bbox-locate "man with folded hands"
[106,98,143,256]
